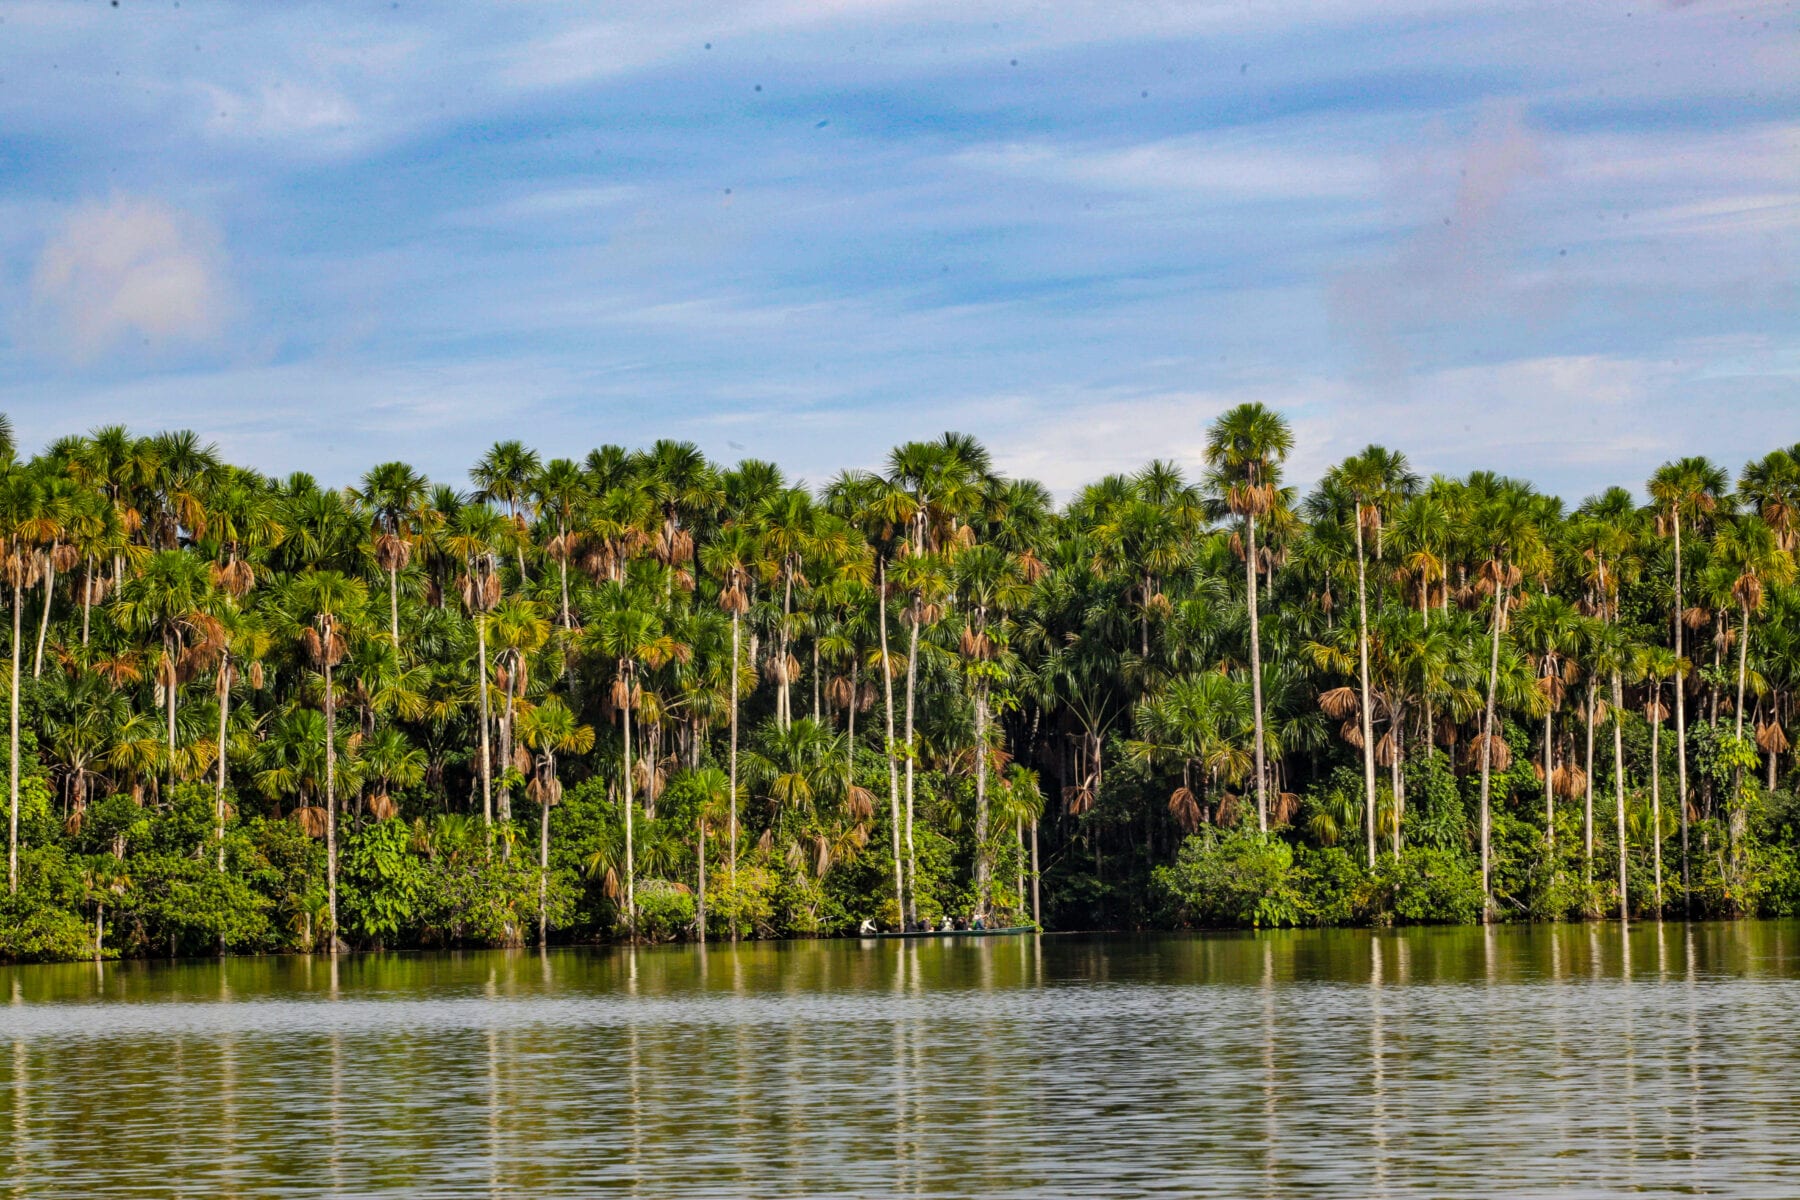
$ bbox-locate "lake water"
[5,924,1800,1197]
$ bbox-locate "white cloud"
[26,196,231,364]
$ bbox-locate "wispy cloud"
[25,196,231,365]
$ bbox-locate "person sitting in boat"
[939,915,954,932]
[952,915,968,931]
[859,918,878,935]
[971,913,986,931]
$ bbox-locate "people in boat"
[952,916,968,931]
[971,913,986,930]
[939,915,954,932]
[859,918,878,935]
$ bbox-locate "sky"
[0,0,1795,502]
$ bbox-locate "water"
[5,924,1800,1197]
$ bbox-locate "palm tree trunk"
[33,545,54,680]
[165,632,178,786]
[903,600,921,927]
[696,814,707,943]
[1543,694,1555,846]
[1389,707,1404,859]
[1246,512,1268,832]
[538,751,553,946]
[1583,685,1596,883]
[728,609,740,886]
[1354,517,1376,866]
[779,571,794,730]
[476,613,492,833]
[1651,692,1664,915]
[879,562,903,926]
[1612,669,1628,920]
[81,558,93,647]
[1733,603,1751,849]
[388,566,400,647]
[1672,513,1690,913]
[1477,580,1506,919]
[622,664,637,939]
[973,683,991,918]
[7,577,18,895]
[1030,820,1041,927]
[324,645,339,954]
[215,659,231,873]
[498,671,515,836]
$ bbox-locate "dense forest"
[2,406,1799,961]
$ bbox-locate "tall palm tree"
[1204,403,1293,831]
[283,569,368,952]
[444,505,504,833]
[113,549,219,786]
[1469,482,1544,915]
[518,695,594,945]
[1647,456,1728,911]
[1639,644,1680,916]
[954,544,1029,918]
[471,440,542,581]
[1711,514,1796,845]
[1320,445,1418,865]
[701,522,763,883]
[354,461,429,648]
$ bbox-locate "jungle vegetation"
[5,407,1800,961]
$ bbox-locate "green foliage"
[1155,829,1305,928]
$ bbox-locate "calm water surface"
[6,924,1800,1197]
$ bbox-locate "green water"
[6,923,1800,1197]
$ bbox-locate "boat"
[863,926,1036,940]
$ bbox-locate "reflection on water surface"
[5,924,1800,1197]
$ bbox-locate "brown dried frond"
[1682,606,1710,630]
[1318,686,1359,719]
[826,675,854,710]
[367,792,398,821]
[295,806,329,837]
[1757,722,1790,754]
[1643,699,1669,723]
[1551,762,1587,800]
[845,784,875,821]
[1216,792,1241,827]
[1339,719,1365,749]
[1273,791,1299,825]
[1064,785,1095,816]
[1168,786,1201,833]
[1467,732,1512,772]
[1374,731,1398,768]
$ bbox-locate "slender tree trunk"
[1651,692,1664,915]
[1477,580,1506,919]
[498,668,516,837]
[1583,685,1596,883]
[973,683,991,918]
[779,571,794,730]
[1672,514,1690,914]
[879,562,903,926]
[324,643,339,954]
[1389,707,1404,859]
[165,632,178,786]
[33,546,54,680]
[387,566,401,648]
[728,609,740,886]
[215,659,231,873]
[1030,821,1041,927]
[1612,669,1628,921]
[81,558,93,647]
[7,577,19,895]
[538,751,553,946]
[1544,694,1555,845]
[1732,603,1752,850]
[1246,512,1268,831]
[477,613,492,834]
[622,664,636,939]
[903,600,921,926]
[558,521,571,629]
[1354,517,1376,866]
[696,815,707,943]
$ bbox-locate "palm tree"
[1647,456,1728,911]
[112,549,219,787]
[954,544,1029,917]
[1711,514,1796,845]
[471,440,542,581]
[532,458,588,630]
[283,569,369,952]
[1469,481,1545,915]
[586,579,681,937]
[354,461,429,647]
[1320,445,1418,865]
[518,695,594,944]
[444,504,504,832]
[487,596,551,834]
[700,522,763,884]
[668,765,731,940]
[1205,403,1293,831]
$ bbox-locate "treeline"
[2,409,1799,961]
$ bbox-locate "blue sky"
[0,0,1795,500]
